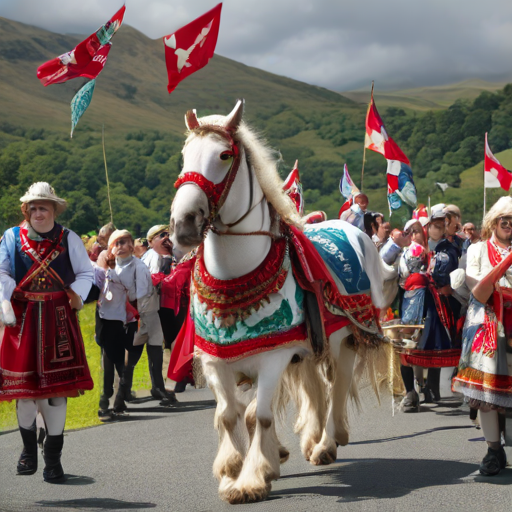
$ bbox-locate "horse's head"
[171,99,261,248]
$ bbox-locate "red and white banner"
[365,98,410,165]
[484,132,512,191]
[163,3,222,94]
[283,160,304,216]
[36,5,125,86]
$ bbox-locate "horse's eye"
[220,151,232,161]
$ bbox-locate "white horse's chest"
[191,243,308,360]
[203,235,271,279]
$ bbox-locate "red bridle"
[174,122,242,222]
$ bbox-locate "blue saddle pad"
[303,226,370,295]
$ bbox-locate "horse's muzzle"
[172,211,206,247]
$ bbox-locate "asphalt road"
[1,384,512,512]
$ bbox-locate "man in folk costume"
[453,196,512,475]
[0,182,94,481]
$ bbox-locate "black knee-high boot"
[17,426,38,475]
[43,434,64,482]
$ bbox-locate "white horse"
[170,100,387,504]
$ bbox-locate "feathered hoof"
[310,444,337,466]
[220,481,272,504]
[279,445,290,464]
[213,452,243,481]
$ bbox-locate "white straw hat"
[108,229,133,248]
[20,182,67,215]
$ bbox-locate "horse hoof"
[222,483,271,504]
[279,445,290,464]
[310,445,337,466]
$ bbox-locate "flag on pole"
[364,91,417,228]
[283,160,304,215]
[339,163,360,199]
[338,164,360,217]
[163,3,222,94]
[484,132,512,191]
[36,5,125,86]
[365,97,410,165]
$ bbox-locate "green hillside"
[344,79,508,111]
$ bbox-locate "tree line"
[0,84,511,234]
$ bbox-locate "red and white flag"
[484,132,512,191]
[282,160,304,216]
[163,3,222,94]
[36,5,125,86]
[365,97,410,165]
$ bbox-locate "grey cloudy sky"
[1,0,512,91]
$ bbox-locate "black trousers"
[96,314,143,397]
[146,344,166,391]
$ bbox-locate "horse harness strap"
[174,122,263,233]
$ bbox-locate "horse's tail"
[351,339,394,407]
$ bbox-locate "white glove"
[1,299,16,327]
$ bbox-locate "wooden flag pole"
[483,166,487,219]
[483,133,487,219]
[361,81,374,192]
[102,124,114,225]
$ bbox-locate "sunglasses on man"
[499,217,512,229]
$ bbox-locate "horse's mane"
[184,114,303,229]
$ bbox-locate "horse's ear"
[225,99,244,132]
[185,109,200,130]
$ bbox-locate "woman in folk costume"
[420,207,462,400]
[453,196,512,476]
[397,219,429,409]
[0,182,94,482]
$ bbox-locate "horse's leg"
[201,356,245,486]
[224,349,293,504]
[310,333,356,466]
[284,356,327,461]
[245,397,289,464]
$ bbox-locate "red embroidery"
[193,238,289,320]
[195,324,307,360]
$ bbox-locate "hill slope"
[0,17,354,136]
[344,79,507,111]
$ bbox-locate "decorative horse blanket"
[187,223,380,361]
